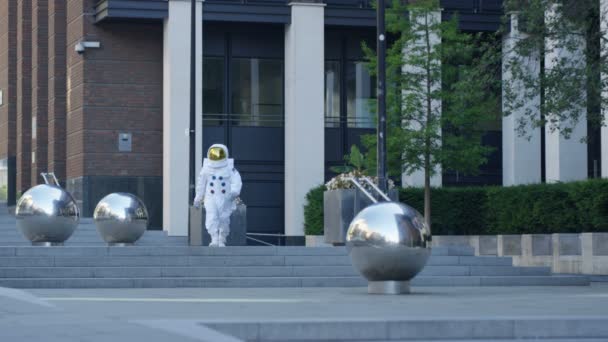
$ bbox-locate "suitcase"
[189,205,247,246]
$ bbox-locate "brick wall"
[0,1,17,160]
[63,1,163,224]
[16,0,32,194]
[66,0,163,180]
[48,0,67,184]
[31,0,49,185]
[80,24,163,177]
[3,0,163,220]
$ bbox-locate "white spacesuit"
[193,144,242,247]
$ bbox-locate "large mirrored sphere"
[346,202,432,282]
[93,193,148,244]
[15,184,80,244]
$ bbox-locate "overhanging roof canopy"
[95,0,503,31]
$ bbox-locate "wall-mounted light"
[74,41,101,55]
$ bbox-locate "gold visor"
[208,147,226,161]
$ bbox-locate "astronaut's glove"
[193,198,203,209]
[230,192,239,201]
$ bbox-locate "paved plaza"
[2,285,608,341]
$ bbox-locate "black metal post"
[377,0,388,193]
[189,0,196,202]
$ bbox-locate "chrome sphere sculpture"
[93,193,148,245]
[346,201,431,294]
[15,184,80,246]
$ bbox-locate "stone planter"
[305,235,332,247]
[323,188,398,245]
[189,203,247,246]
[432,233,608,275]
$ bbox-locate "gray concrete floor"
[0,286,607,341]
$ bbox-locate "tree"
[360,0,500,229]
[502,0,606,140]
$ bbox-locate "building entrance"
[203,24,285,242]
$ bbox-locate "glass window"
[325,61,341,128]
[203,57,225,126]
[230,58,283,127]
[346,61,376,128]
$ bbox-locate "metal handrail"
[245,232,290,246]
[246,236,275,246]
[247,232,288,237]
[361,177,391,202]
[347,176,391,203]
[347,177,378,204]
[40,172,59,186]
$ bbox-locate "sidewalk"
[1,286,607,341]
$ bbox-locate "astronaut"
[193,144,242,247]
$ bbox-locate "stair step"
[0,255,519,267]
[0,246,482,257]
[0,246,348,256]
[204,318,608,341]
[0,266,358,278]
[0,275,588,289]
[412,275,589,286]
[0,265,552,278]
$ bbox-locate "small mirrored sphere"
[15,184,80,244]
[93,193,148,245]
[346,202,432,282]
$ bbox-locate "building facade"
[0,0,603,242]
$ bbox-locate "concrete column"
[401,10,442,188]
[544,6,588,183]
[502,13,542,186]
[163,0,203,236]
[602,0,608,178]
[284,2,325,237]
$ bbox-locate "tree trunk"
[423,12,432,231]
[424,167,431,229]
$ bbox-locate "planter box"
[433,233,608,275]
[189,204,247,246]
[305,235,332,247]
[323,188,398,245]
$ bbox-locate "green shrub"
[485,183,579,234]
[304,185,326,235]
[0,185,6,201]
[303,179,608,236]
[399,187,487,235]
[567,179,608,232]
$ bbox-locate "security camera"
[75,42,85,55]
[74,41,101,55]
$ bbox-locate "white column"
[163,0,203,236]
[544,6,587,183]
[284,2,325,237]
[401,10,442,188]
[195,2,203,180]
[601,0,608,178]
[502,13,542,186]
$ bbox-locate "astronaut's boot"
[209,234,219,247]
[218,235,227,247]
[218,228,229,247]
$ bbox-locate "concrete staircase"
[0,244,589,288]
[0,203,590,288]
[0,216,187,246]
